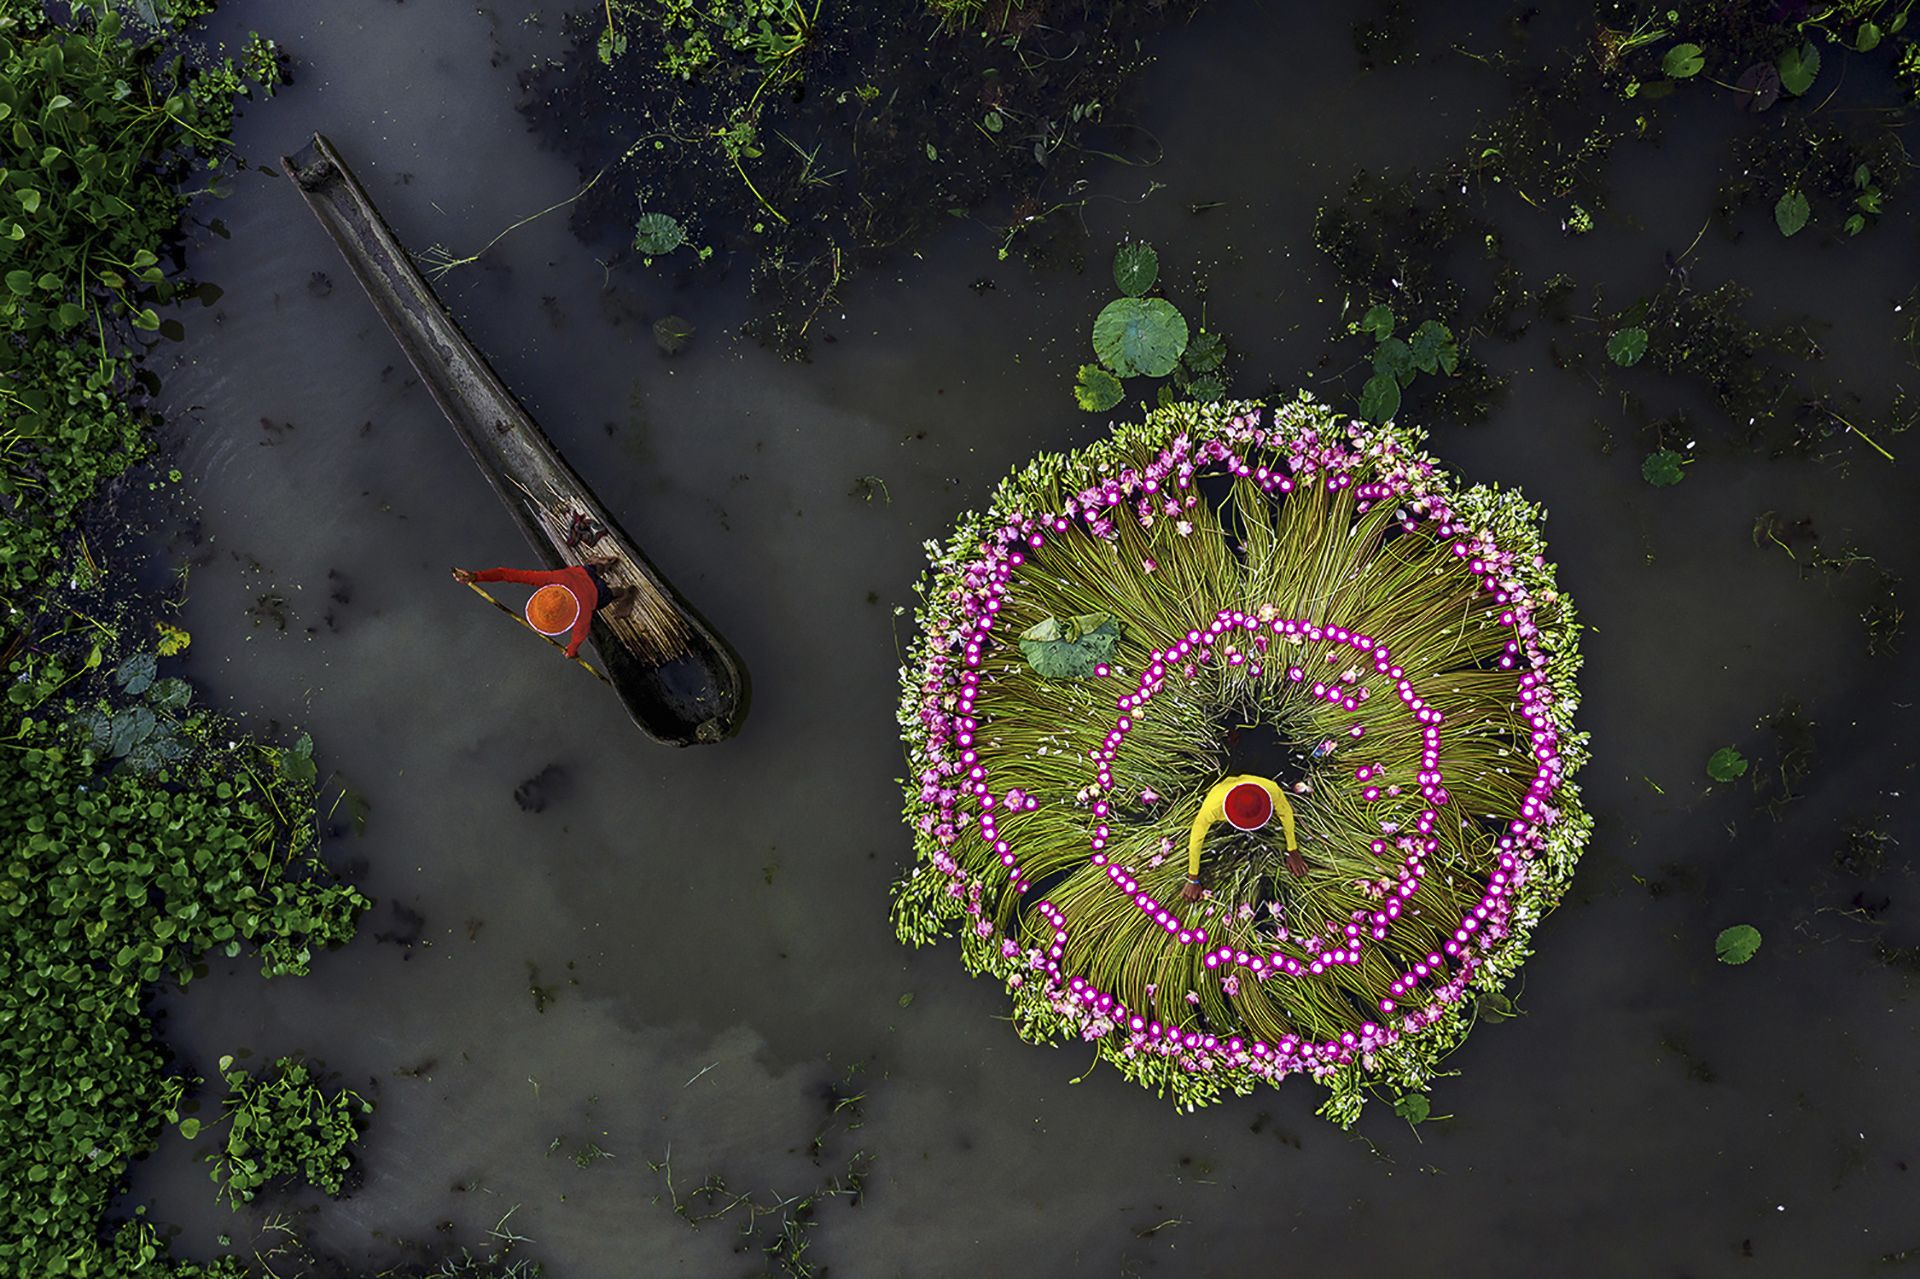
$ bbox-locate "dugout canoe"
[280,133,746,746]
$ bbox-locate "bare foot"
[1181,880,1203,902]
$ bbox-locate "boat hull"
[280,134,747,746]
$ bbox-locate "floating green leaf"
[0,1,385,1201]
[1662,42,1705,78]
[1857,20,1882,51]
[1706,746,1748,782]
[1019,614,1121,680]
[1181,328,1226,374]
[178,1117,201,1140]
[1112,242,1159,297]
[632,211,688,257]
[1715,924,1762,965]
[1092,297,1189,378]
[148,676,192,711]
[1408,319,1459,375]
[1184,372,1227,403]
[1607,326,1648,366]
[1734,62,1781,112]
[280,732,318,785]
[125,731,188,773]
[1777,41,1820,96]
[1372,336,1415,386]
[1392,1093,1430,1124]
[1359,303,1395,340]
[109,705,158,758]
[113,651,156,696]
[1074,363,1125,412]
[1775,189,1810,237]
[1641,450,1686,487]
[1358,371,1401,424]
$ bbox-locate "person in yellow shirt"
[1182,774,1302,900]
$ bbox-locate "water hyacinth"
[891,394,1591,1124]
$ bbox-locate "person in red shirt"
[450,561,627,658]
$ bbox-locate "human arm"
[458,566,597,657]
[470,566,573,586]
[563,606,593,658]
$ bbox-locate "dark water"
[135,0,1919,1273]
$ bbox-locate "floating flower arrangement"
[892,395,1591,1123]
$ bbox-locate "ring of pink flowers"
[913,420,1568,1073]
[1082,609,1448,999]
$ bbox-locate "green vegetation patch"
[203,1057,372,1205]
[523,0,1202,352]
[1715,923,1763,965]
[0,5,369,1274]
[1074,240,1229,412]
[0,3,275,611]
[1,669,368,1272]
[1706,745,1749,782]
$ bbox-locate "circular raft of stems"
[893,396,1591,1123]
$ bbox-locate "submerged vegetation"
[649,1065,873,1277]
[526,0,1197,351]
[1312,0,1917,480]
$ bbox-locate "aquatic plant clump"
[892,396,1590,1123]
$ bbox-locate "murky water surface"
[133,0,1919,1272]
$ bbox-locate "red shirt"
[473,566,598,657]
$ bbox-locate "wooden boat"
[280,133,746,746]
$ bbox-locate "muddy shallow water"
[132,0,1918,1273]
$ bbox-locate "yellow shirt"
[1186,774,1297,880]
